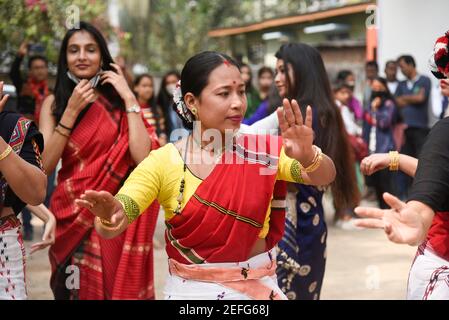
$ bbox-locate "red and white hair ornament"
[430,31,449,79]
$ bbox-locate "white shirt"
[335,100,362,136]
[240,111,279,135]
[406,74,420,90]
[387,81,398,95]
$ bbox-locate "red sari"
[165,134,287,264]
[49,96,160,300]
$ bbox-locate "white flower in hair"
[172,80,183,105]
[172,80,194,123]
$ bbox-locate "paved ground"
[26,197,416,300]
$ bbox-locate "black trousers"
[402,127,430,159]
[400,127,430,195]
[366,169,395,209]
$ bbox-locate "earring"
[191,107,198,116]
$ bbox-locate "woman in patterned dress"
[274,43,360,300]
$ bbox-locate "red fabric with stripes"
[166,134,286,264]
[426,212,449,261]
[265,180,287,251]
[49,96,160,299]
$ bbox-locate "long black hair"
[240,63,257,95]
[133,73,157,108]
[52,21,122,124]
[177,51,240,130]
[156,70,180,108]
[157,70,180,134]
[133,73,163,134]
[276,43,360,209]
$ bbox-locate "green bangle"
[290,160,305,184]
[115,194,140,223]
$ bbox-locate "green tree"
[117,0,253,72]
[0,0,108,63]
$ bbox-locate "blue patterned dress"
[276,185,327,300]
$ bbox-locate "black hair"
[52,21,122,125]
[336,70,353,82]
[239,63,256,92]
[267,84,283,115]
[157,70,180,135]
[28,55,48,69]
[385,60,397,68]
[371,77,393,98]
[397,55,416,68]
[371,76,401,123]
[258,66,274,78]
[333,80,353,92]
[366,60,379,71]
[275,43,360,209]
[133,73,157,107]
[157,70,181,106]
[134,73,163,134]
[178,51,240,129]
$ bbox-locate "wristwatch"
[126,105,141,114]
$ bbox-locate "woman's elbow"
[28,175,47,205]
[322,168,336,186]
[321,161,337,186]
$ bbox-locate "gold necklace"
[173,135,229,215]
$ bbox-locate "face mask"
[166,83,177,96]
[371,90,388,100]
[67,69,103,88]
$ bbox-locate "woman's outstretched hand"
[354,193,427,245]
[75,190,125,225]
[30,215,55,254]
[277,99,315,165]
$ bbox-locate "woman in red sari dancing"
[77,51,336,300]
[39,22,160,300]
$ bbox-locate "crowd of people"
[1,20,449,300]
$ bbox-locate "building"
[209,0,376,100]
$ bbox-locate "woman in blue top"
[362,77,398,209]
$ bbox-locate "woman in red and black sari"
[76,51,337,300]
[133,74,167,146]
[0,82,48,300]
[39,22,160,300]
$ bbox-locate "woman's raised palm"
[277,99,315,163]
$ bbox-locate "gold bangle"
[54,127,70,138]
[0,145,13,161]
[301,146,323,173]
[96,216,125,231]
[389,151,399,171]
[389,151,400,171]
[99,217,115,227]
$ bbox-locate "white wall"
[378,0,449,79]
[378,0,449,122]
